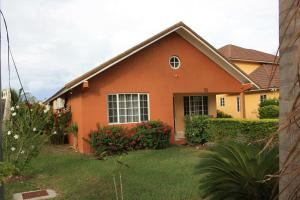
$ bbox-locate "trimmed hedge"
[216,110,232,118]
[185,117,278,144]
[206,118,278,142]
[184,116,208,144]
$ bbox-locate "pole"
[0,0,4,198]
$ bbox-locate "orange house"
[47,22,258,153]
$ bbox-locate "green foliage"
[10,88,22,106]
[259,105,279,119]
[131,121,171,149]
[89,126,131,158]
[196,141,278,200]
[4,102,53,171]
[67,122,78,136]
[89,121,171,158]
[5,145,202,199]
[0,162,16,184]
[216,110,232,118]
[184,118,278,144]
[259,98,279,107]
[184,116,208,144]
[258,98,279,119]
[207,118,278,143]
[50,109,72,144]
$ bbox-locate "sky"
[2,0,279,100]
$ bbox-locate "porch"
[173,92,245,142]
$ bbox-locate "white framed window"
[236,96,240,112]
[184,96,208,116]
[220,97,225,107]
[107,93,149,124]
[260,94,267,103]
[169,56,180,69]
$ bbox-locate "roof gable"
[46,22,259,103]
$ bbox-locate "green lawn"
[5,145,203,200]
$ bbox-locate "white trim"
[229,58,277,64]
[169,55,181,69]
[236,96,240,112]
[177,27,260,89]
[47,25,260,102]
[68,28,181,91]
[107,93,150,125]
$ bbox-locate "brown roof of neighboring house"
[219,44,277,63]
[248,64,279,89]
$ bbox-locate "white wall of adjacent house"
[53,98,65,110]
[2,89,11,121]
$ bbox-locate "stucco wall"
[66,32,245,153]
[217,91,279,119]
[232,60,261,75]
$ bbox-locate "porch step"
[175,138,186,145]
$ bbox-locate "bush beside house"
[185,116,278,144]
[89,121,172,158]
[259,99,279,119]
[216,110,232,118]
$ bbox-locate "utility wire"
[0,10,30,105]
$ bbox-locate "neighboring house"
[46,22,258,153]
[217,44,279,119]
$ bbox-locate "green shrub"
[197,141,278,200]
[4,102,54,172]
[50,109,72,144]
[207,118,278,143]
[0,162,17,184]
[259,105,279,119]
[131,121,171,149]
[184,118,278,144]
[184,116,208,144]
[89,121,171,158]
[260,98,279,107]
[89,126,130,158]
[216,110,232,118]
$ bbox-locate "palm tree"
[196,141,278,200]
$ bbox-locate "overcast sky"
[2,0,278,100]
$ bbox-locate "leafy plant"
[216,110,232,118]
[131,121,171,149]
[4,102,54,171]
[185,118,278,144]
[259,98,279,107]
[89,121,171,158]
[0,162,16,185]
[89,126,131,158]
[50,109,72,144]
[67,122,78,136]
[259,98,279,119]
[184,116,208,144]
[67,122,78,150]
[259,105,279,119]
[196,141,278,200]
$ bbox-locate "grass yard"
[5,145,202,200]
